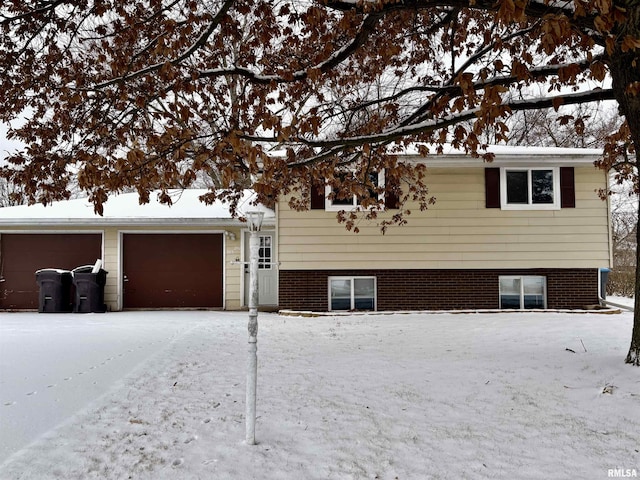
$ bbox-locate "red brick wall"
[278,269,599,311]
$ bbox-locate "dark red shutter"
[485,168,501,208]
[385,175,400,209]
[560,167,575,208]
[310,178,325,209]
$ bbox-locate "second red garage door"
[122,233,224,309]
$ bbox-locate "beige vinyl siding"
[223,227,242,310]
[102,228,118,309]
[277,166,611,270]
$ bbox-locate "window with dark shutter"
[487,166,574,209]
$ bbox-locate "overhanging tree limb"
[241,88,615,150]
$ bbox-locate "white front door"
[243,231,278,306]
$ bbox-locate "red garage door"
[0,233,102,310]
[123,233,223,309]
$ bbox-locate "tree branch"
[335,57,600,123]
[198,12,384,85]
[0,0,68,24]
[91,0,236,90]
[324,0,600,42]
[241,87,615,153]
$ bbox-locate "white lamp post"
[245,210,264,445]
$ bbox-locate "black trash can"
[35,269,73,313]
[72,266,108,313]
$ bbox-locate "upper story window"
[485,166,574,210]
[500,167,560,210]
[325,171,385,211]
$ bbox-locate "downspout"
[0,233,4,283]
[601,170,614,306]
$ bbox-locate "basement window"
[329,276,376,311]
[499,276,547,309]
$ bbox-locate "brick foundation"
[279,269,599,311]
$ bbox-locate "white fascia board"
[399,152,603,168]
[0,217,275,228]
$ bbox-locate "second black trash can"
[72,265,108,313]
[35,269,73,313]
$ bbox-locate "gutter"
[0,218,276,228]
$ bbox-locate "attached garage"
[0,190,275,311]
[0,233,102,310]
[122,233,224,309]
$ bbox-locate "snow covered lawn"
[0,310,638,479]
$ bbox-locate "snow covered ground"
[0,310,638,479]
[0,313,202,463]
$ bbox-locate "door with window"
[243,231,277,306]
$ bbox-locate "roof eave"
[400,153,603,168]
[0,217,276,228]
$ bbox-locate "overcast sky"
[0,123,23,161]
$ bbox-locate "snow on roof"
[268,144,604,166]
[399,144,603,167]
[0,189,275,227]
[455,144,602,156]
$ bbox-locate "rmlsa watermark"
[608,468,638,478]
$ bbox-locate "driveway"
[0,311,221,463]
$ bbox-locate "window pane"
[368,172,379,187]
[332,173,355,206]
[531,170,554,204]
[354,278,375,310]
[523,277,545,309]
[258,235,272,270]
[506,171,528,204]
[523,277,544,295]
[523,294,545,309]
[330,279,352,310]
[354,278,375,297]
[354,297,375,310]
[500,277,521,309]
[357,172,380,206]
[332,195,355,206]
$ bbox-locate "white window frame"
[500,167,560,210]
[325,171,385,211]
[499,275,547,309]
[328,276,377,311]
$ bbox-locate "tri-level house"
[276,145,611,312]
[0,145,611,312]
